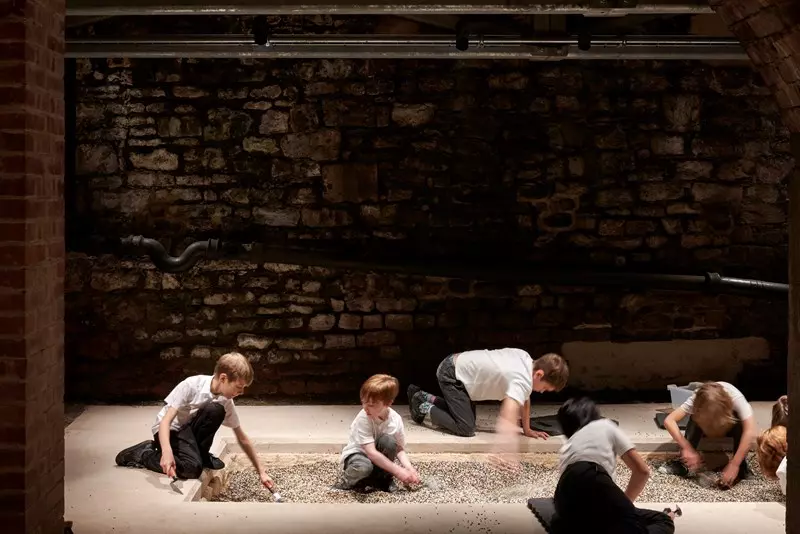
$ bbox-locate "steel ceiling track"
[66,0,715,16]
[65,34,748,60]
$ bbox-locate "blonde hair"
[360,374,399,404]
[214,352,254,386]
[534,353,570,391]
[692,382,737,437]
[756,425,787,479]
[771,395,788,428]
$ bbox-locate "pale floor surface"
[65,403,787,534]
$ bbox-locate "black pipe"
[121,236,788,296]
[120,235,220,273]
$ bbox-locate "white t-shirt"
[679,381,753,420]
[151,375,240,435]
[341,408,406,463]
[777,456,787,495]
[559,418,635,479]
[454,348,533,404]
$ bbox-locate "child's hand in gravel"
[260,471,275,490]
[398,468,420,485]
[681,447,702,471]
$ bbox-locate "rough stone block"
[691,183,743,203]
[276,338,323,350]
[391,103,436,127]
[301,208,352,227]
[322,163,379,203]
[76,144,118,174]
[338,314,362,330]
[280,130,341,161]
[243,137,279,153]
[357,330,397,347]
[362,314,383,330]
[259,110,289,134]
[651,135,685,155]
[238,334,272,350]
[639,183,684,202]
[252,207,301,226]
[129,148,179,171]
[309,314,336,331]
[676,160,713,180]
[663,94,701,132]
[324,334,356,349]
[385,314,414,331]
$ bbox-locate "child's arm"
[233,426,275,489]
[157,407,179,477]
[362,442,407,479]
[620,449,650,502]
[731,415,756,468]
[664,407,702,469]
[497,397,522,435]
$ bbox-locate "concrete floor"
[65,402,787,533]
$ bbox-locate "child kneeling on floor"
[661,381,756,487]
[408,350,569,439]
[337,374,421,491]
[115,352,274,490]
[551,397,676,534]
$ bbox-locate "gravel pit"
[208,452,786,504]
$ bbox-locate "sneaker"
[409,390,428,424]
[204,454,225,470]
[115,440,155,468]
[658,459,689,477]
[407,384,421,402]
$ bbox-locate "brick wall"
[0,0,65,532]
[65,56,792,402]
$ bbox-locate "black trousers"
[428,354,478,437]
[142,402,225,479]
[685,417,750,476]
[552,461,675,534]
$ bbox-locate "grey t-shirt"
[559,419,634,479]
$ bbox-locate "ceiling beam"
[66,0,714,16]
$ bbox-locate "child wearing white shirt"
[337,374,421,491]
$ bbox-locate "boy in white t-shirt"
[661,381,756,487]
[408,350,569,439]
[336,374,421,491]
[115,352,275,490]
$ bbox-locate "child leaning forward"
[336,374,421,491]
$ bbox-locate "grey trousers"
[342,434,398,489]
[429,354,478,437]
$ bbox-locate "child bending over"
[551,397,676,534]
[337,374,421,491]
[661,381,756,487]
[115,352,274,490]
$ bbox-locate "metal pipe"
[67,0,715,16]
[66,34,748,60]
[120,237,788,297]
[120,235,221,273]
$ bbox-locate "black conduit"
[120,235,220,273]
[120,236,789,297]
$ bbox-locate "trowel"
[267,484,283,503]
[170,476,183,495]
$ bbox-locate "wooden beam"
[788,132,800,534]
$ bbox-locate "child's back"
[559,418,632,478]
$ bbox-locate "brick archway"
[707,1,800,532]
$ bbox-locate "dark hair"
[557,397,602,438]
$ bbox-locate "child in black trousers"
[550,397,678,534]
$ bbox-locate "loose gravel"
[211,452,786,504]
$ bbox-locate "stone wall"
[66,57,792,402]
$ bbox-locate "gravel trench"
[211,452,786,504]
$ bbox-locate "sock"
[418,391,436,404]
[419,401,433,415]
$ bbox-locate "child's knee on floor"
[344,456,374,485]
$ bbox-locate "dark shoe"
[409,390,428,424]
[115,440,155,468]
[658,459,689,477]
[407,384,421,402]
[203,453,225,470]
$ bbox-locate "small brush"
[267,485,283,503]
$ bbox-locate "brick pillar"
[0,1,66,533]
